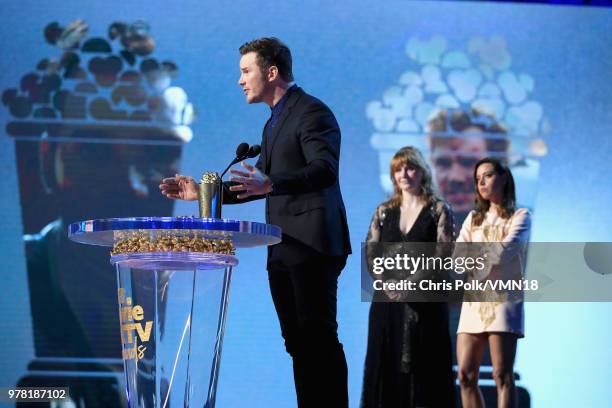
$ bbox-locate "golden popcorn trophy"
[68,217,280,407]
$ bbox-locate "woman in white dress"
[456,158,530,408]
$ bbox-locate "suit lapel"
[261,116,272,173]
[265,88,302,172]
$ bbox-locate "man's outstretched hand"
[229,161,273,199]
[159,174,199,201]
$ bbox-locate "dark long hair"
[472,157,516,226]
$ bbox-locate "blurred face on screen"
[238,51,269,104]
[430,126,487,215]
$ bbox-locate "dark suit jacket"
[224,87,351,265]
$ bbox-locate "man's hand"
[229,161,273,199]
[159,174,199,201]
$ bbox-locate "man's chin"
[246,95,261,104]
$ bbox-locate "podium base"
[112,252,235,408]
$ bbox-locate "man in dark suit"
[160,37,351,407]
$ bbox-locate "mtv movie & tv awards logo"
[118,287,152,361]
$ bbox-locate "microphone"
[235,142,250,160]
[220,142,256,178]
[247,144,261,158]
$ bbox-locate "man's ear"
[267,65,279,82]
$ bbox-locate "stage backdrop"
[0,1,610,407]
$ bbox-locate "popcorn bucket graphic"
[367,35,548,224]
[3,19,195,405]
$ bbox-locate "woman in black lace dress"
[361,146,456,408]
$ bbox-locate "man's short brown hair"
[239,37,294,82]
[428,108,509,152]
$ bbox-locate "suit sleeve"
[268,103,339,195]
[222,155,266,204]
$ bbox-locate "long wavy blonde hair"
[387,146,440,208]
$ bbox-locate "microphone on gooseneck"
[220,142,251,178]
[235,142,250,160]
[247,144,261,158]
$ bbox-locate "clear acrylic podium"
[68,217,281,408]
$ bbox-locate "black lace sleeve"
[432,201,456,298]
[365,204,387,280]
[365,204,386,244]
[435,200,455,243]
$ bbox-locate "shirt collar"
[271,83,297,116]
